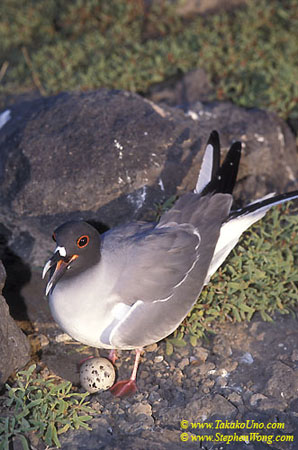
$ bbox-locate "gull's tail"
[195,130,241,196]
[205,190,298,283]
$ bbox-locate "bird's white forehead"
[56,246,66,257]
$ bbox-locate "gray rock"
[193,346,209,362]
[186,101,297,200]
[250,393,268,406]
[0,89,297,270]
[212,334,233,357]
[210,393,238,418]
[128,401,153,418]
[265,361,298,404]
[0,261,30,386]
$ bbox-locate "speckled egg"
[80,357,116,393]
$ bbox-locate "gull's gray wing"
[99,193,232,349]
[114,222,201,303]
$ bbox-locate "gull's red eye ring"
[77,235,89,249]
[52,233,56,242]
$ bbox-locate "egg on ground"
[80,357,116,393]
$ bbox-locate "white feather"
[195,144,214,194]
[0,110,11,130]
[205,193,298,284]
[56,246,66,257]
[112,302,131,320]
[109,300,144,348]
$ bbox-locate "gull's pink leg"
[108,349,118,365]
[109,348,142,397]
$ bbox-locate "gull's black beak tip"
[42,252,78,296]
[42,251,64,295]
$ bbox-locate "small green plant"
[154,194,177,220]
[166,203,298,355]
[0,364,96,449]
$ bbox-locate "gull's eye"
[52,233,56,242]
[77,235,89,249]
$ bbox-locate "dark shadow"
[287,116,298,136]
[0,231,31,321]
[86,220,110,235]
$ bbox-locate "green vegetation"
[1,0,297,119]
[166,203,298,354]
[0,365,95,450]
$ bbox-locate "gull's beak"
[43,250,78,296]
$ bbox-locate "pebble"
[291,349,298,362]
[175,346,190,357]
[219,359,238,373]
[169,361,176,371]
[178,357,189,370]
[54,332,73,343]
[140,370,149,379]
[148,391,161,402]
[154,355,164,363]
[172,368,183,384]
[256,331,265,341]
[250,393,267,406]
[216,376,228,387]
[204,378,215,389]
[129,402,152,417]
[239,352,254,364]
[145,343,158,352]
[193,346,209,362]
[227,392,243,404]
[213,337,232,357]
[199,362,216,375]
[37,334,50,347]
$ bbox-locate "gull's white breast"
[49,258,121,349]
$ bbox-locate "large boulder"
[0,89,297,268]
[0,261,30,386]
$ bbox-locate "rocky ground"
[3,268,298,450]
